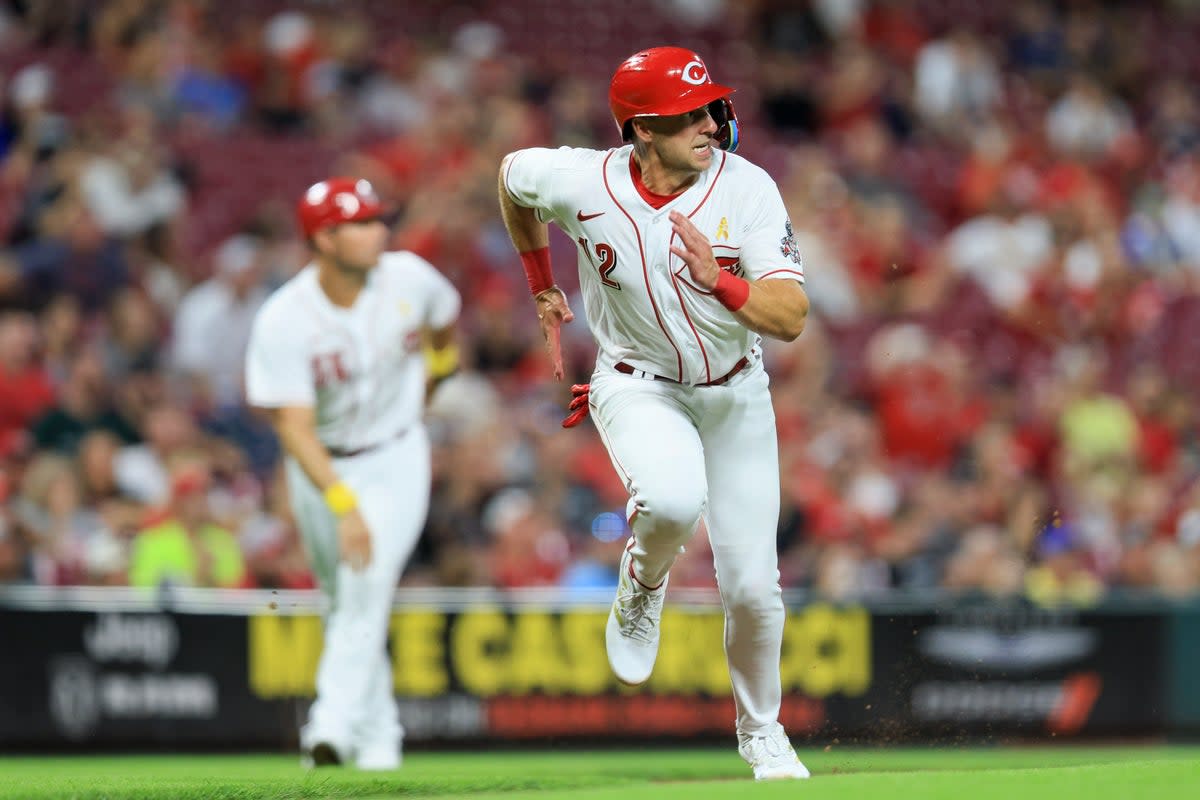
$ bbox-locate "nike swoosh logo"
[577,210,605,221]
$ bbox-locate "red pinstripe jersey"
[506,145,803,384]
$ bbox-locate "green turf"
[0,747,1196,800]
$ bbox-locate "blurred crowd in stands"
[2,0,1200,603]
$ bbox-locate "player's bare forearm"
[733,279,809,341]
[498,154,575,380]
[268,405,373,571]
[268,406,341,491]
[498,156,548,252]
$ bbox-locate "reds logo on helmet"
[608,46,740,152]
[297,177,383,237]
[681,60,708,85]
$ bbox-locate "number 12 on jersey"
[578,237,621,290]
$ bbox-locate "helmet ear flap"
[721,117,740,153]
[708,98,740,152]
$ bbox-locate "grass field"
[0,746,1196,800]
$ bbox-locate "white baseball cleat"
[605,544,667,686]
[738,723,811,781]
[355,742,402,771]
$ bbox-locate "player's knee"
[720,573,784,619]
[636,485,705,540]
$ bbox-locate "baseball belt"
[326,426,410,459]
[614,355,749,388]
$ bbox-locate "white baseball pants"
[589,357,786,735]
[284,426,431,760]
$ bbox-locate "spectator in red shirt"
[0,312,55,457]
[866,324,986,471]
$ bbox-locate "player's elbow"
[779,319,805,342]
[774,319,805,342]
[777,288,809,341]
[760,316,805,342]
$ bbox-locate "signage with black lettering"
[0,600,1170,747]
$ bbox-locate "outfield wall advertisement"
[0,594,1174,747]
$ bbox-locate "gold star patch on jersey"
[715,217,729,242]
[397,300,412,315]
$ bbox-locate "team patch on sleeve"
[780,219,803,268]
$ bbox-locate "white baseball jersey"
[504,144,804,384]
[244,251,461,451]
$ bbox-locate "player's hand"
[534,286,574,381]
[561,383,590,428]
[668,210,720,290]
[337,509,373,572]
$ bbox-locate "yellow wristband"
[423,342,460,380]
[323,481,358,516]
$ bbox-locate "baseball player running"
[245,177,461,770]
[499,47,811,780]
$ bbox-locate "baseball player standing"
[245,177,461,770]
[499,47,811,780]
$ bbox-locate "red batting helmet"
[609,46,740,152]
[296,177,383,238]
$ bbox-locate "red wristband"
[712,270,750,311]
[520,247,555,296]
